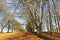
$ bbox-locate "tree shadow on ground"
[40,35,53,40]
[33,32,53,40]
[36,33,53,40]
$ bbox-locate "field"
[0,32,60,40]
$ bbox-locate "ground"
[41,32,60,40]
[0,32,60,40]
[0,32,43,40]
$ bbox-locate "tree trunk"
[48,0,53,34]
[7,27,10,33]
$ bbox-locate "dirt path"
[0,32,43,40]
[0,32,60,40]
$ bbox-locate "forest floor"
[0,32,60,40]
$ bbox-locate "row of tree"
[19,0,60,36]
[0,0,25,33]
[0,0,60,36]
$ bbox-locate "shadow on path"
[41,35,53,40]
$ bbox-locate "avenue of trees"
[0,0,60,36]
[19,0,60,35]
